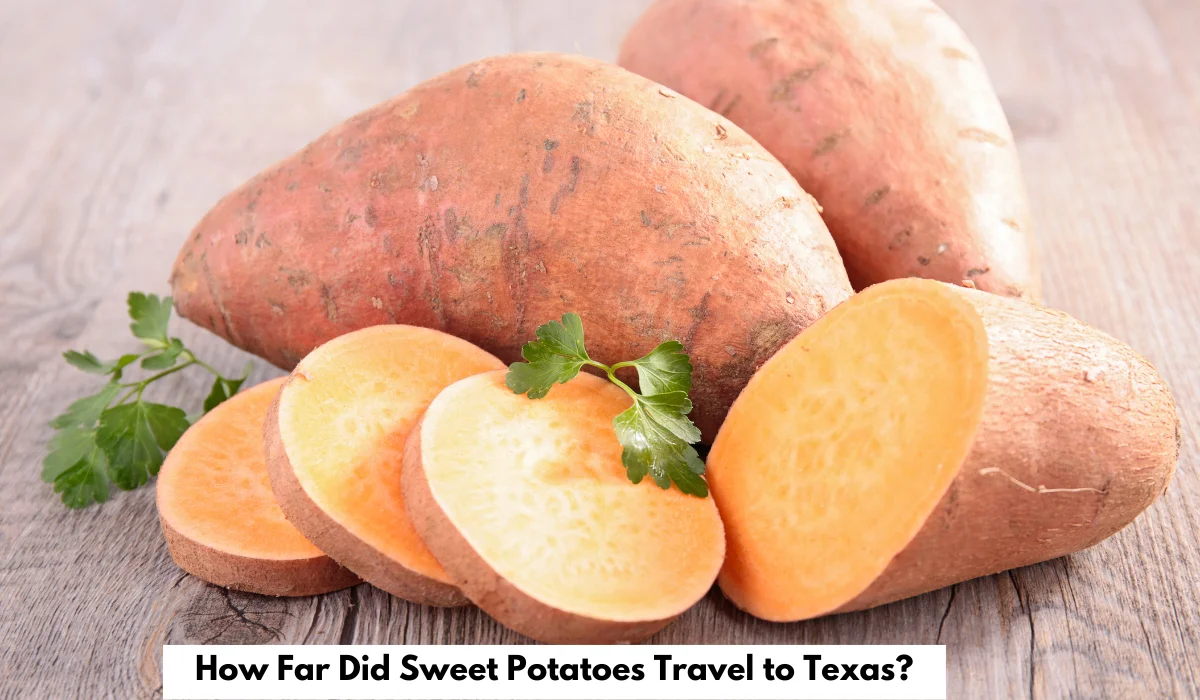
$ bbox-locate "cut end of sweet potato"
[265,325,504,607]
[403,370,726,644]
[157,378,360,596]
[708,279,990,622]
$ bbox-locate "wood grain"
[0,1,1196,698]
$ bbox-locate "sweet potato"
[157,378,359,596]
[264,325,504,607]
[402,370,726,643]
[170,52,853,442]
[707,279,1178,622]
[619,0,1041,300]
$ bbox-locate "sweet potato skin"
[170,52,852,442]
[619,0,1041,300]
[401,416,677,644]
[838,286,1177,611]
[161,517,360,597]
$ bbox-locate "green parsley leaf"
[46,290,253,508]
[52,447,111,508]
[128,292,173,346]
[96,401,189,490]
[505,313,590,399]
[63,350,109,374]
[202,370,249,414]
[613,394,708,497]
[49,382,121,430]
[506,313,708,497]
[141,338,185,369]
[63,351,142,377]
[43,427,97,481]
[628,340,693,395]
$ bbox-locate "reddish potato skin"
[170,53,851,442]
[620,0,1042,300]
[840,287,1178,612]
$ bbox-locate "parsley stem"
[583,359,640,402]
[182,350,224,378]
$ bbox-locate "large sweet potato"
[708,280,1178,621]
[171,53,852,441]
[620,0,1042,300]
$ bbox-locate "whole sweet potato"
[171,53,852,441]
[620,0,1042,300]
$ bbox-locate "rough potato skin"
[160,517,361,597]
[839,286,1178,611]
[264,387,469,607]
[619,0,1042,300]
[170,53,852,442]
[401,417,677,644]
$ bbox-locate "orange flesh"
[419,371,725,622]
[707,279,989,621]
[157,378,320,560]
[275,326,504,585]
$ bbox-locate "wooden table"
[1,1,1196,697]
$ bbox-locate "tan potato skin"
[401,418,677,644]
[160,517,360,597]
[619,0,1041,300]
[170,52,852,443]
[835,286,1178,612]
[264,386,468,607]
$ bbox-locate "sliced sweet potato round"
[402,370,726,643]
[708,279,1178,622]
[265,325,504,607]
[157,377,359,596]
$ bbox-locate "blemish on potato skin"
[336,145,363,167]
[770,64,823,102]
[255,233,272,248]
[813,130,848,156]
[917,256,931,266]
[269,301,286,317]
[959,128,1009,146]
[888,229,912,250]
[549,156,581,214]
[718,93,742,116]
[364,204,377,228]
[283,268,312,290]
[234,230,249,245]
[285,181,298,191]
[516,88,526,103]
[966,267,991,277]
[749,36,779,58]
[865,186,892,207]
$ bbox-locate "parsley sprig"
[506,313,708,497]
[43,292,250,508]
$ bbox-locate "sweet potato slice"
[403,371,726,643]
[158,378,359,596]
[708,279,1178,622]
[265,326,504,607]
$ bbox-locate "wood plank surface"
[0,1,1196,698]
